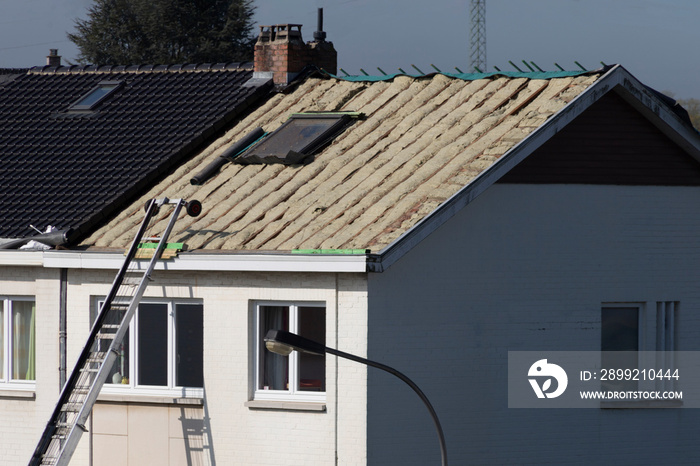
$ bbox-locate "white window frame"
[253,301,326,403]
[94,298,203,398]
[0,296,36,390]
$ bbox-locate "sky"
[0,0,699,98]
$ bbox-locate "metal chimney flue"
[314,8,326,42]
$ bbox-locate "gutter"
[0,249,369,273]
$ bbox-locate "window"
[601,302,679,391]
[601,305,639,391]
[236,112,360,165]
[93,300,203,394]
[254,302,326,401]
[69,81,122,111]
[0,297,35,386]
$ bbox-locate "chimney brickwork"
[254,23,337,85]
[46,49,61,67]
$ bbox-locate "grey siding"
[367,183,700,465]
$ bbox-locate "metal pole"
[325,346,448,466]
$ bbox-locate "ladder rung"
[40,454,59,464]
[101,324,120,329]
[110,302,130,310]
[122,277,142,286]
[55,421,86,432]
[61,402,83,413]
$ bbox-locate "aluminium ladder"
[29,198,201,466]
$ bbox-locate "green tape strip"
[138,243,184,249]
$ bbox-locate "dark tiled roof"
[0,63,271,240]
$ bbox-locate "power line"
[0,40,70,52]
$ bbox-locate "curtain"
[27,303,35,380]
[12,301,35,381]
[261,306,288,390]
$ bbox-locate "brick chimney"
[46,49,61,67]
[254,9,337,85]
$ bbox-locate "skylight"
[236,112,360,165]
[69,81,122,111]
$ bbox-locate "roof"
[83,69,604,253]
[0,63,272,240]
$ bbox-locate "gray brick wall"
[367,184,700,465]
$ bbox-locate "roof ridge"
[328,67,608,83]
[28,62,254,74]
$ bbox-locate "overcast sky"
[0,0,698,98]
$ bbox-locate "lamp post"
[264,329,448,466]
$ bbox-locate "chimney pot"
[46,49,61,67]
[254,17,337,85]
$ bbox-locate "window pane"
[100,301,131,385]
[297,306,325,392]
[73,84,118,109]
[602,307,639,351]
[138,303,168,386]
[238,114,353,165]
[602,307,639,390]
[12,300,35,381]
[259,306,289,390]
[176,304,203,388]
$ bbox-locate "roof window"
[236,112,361,165]
[69,80,122,111]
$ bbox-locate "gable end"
[498,90,700,185]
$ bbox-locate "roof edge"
[372,64,700,272]
[33,250,368,273]
[329,68,598,83]
[28,62,254,74]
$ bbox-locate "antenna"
[469,0,486,73]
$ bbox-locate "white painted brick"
[1,265,368,465]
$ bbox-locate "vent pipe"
[314,8,326,42]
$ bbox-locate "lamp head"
[264,329,326,356]
[265,339,293,356]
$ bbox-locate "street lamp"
[264,329,448,466]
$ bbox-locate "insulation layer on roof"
[84,72,601,253]
[0,64,270,239]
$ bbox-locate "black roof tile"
[0,65,272,240]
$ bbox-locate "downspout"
[59,268,67,389]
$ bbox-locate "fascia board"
[0,251,44,266]
[374,65,696,272]
[612,70,700,162]
[40,250,367,273]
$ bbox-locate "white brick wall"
[367,184,700,465]
[2,265,368,465]
[0,266,61,465]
